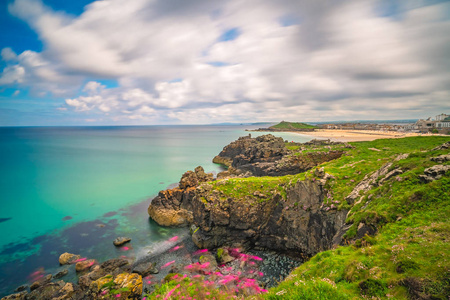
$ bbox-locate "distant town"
[321,113,450,134]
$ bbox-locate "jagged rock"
[89,273,142,299]
[432,141,450,151]
[419,165,450,183]
[378,168,403,185]
[430,154,450,163]
[132,262,159,276]
[26,282,64,300]
[192,179,348,257]
[1,292,27,299]
[58,252,80,265]
[75,259,96,272]
[53,269,68,279]
[148,166,213,227]
[355,222,377,239]
[100,258,130,273]
[213,134,343,177]
[179,171,198,189]
[14,285,27,292]
[346,154,408,205]
[78,265,108,288]
[213,134,288,171]
[30,275,52,291]
[199,253,218,270]
[216,248,235,264]
[315,167,325,178]
[113,237,131,246]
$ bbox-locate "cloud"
[2,0,450,124]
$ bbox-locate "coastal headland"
[3,134,449,300]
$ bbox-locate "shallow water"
[0,125,314,296]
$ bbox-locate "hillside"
[269,121,318,130]
[147,136,449,300]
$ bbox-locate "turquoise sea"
[0,125,314,296]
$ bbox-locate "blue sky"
[0,0,449,126]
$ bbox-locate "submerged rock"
[53,269,68,279]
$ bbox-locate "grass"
[270,121,318,130]
[147,136,450,299]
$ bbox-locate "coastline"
[294,129,426,142]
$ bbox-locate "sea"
[0,125,315,297]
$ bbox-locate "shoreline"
[294,129,431,142]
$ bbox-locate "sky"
[0,0,449,126]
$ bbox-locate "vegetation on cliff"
[269,121,318,130]
[149,136,449,299]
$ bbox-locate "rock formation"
[148,166,213,227]
[191,178,348,257]
[213,134,344,177]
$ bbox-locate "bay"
[0,125,314,296]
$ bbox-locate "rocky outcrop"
[419,165,450,183]
[238,150,344,176]
[213,134,344,177]
[191,178,348,257]
[430,154,450,163]
[148,166,213,227]
[346,154,408,205]
[1,257,140,300]
[213,134,287,169]
[431,141,450,151]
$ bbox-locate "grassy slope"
[264,136,450,299]
[148,136,450,299]
[270,121,318,130]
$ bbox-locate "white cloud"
[2,0,450,123]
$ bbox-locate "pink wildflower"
[161,260,175,269]
[193,249,209,255]
[168,236,179,242]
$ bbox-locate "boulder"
[58,252,80,265]
[75,259,96,272]
[100,258,130,273]
[53,269,68,279]
[132,262,159,276]
[419,165,450,183]
[90,273,142,299]
[216,248,235,264]
[14,285,27,292]
[113,237,131,246]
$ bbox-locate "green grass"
[270,121,318,130]
[147,136,450,299]
[261,136,450,300]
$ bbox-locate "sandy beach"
[300,129,425,142]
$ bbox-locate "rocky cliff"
[148,166,212,227]
[212,134,345,177]
[191,175,348,257]
[148,134,350,257]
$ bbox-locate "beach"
[300,129,425,142]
